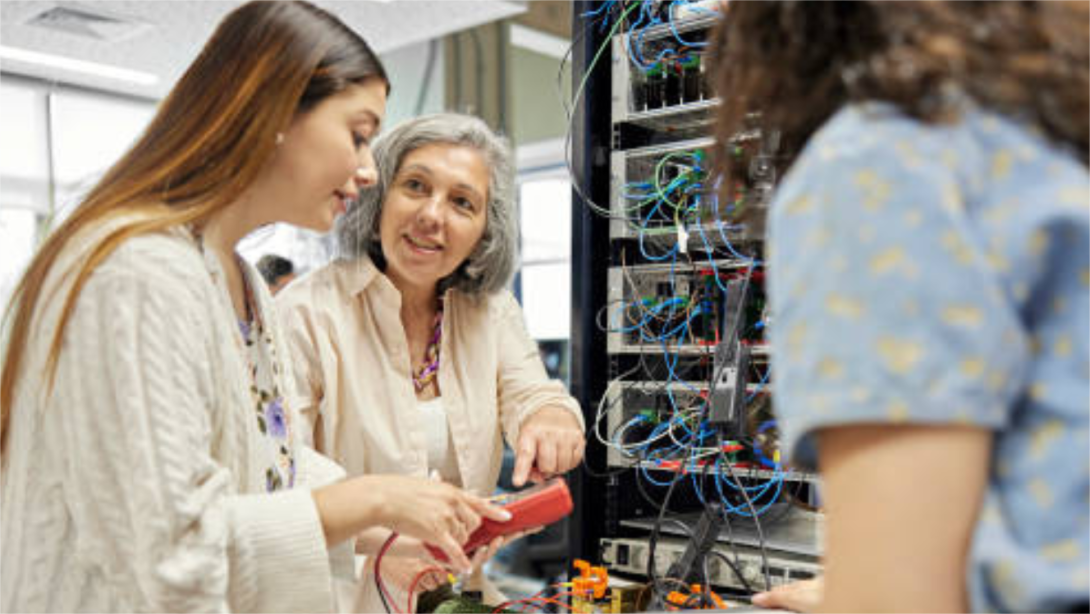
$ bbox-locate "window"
[0,80,49,210]
[518,176,571,342]
[50,87,155,222]
[0,77,156,309]
[0,209,39,307]
[0,79,49,309]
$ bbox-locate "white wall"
[380,40,447,129]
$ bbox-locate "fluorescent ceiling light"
[510,23,569,60]
[0,45,158,86]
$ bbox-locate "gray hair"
[336,113,518,296]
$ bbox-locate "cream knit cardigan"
[1,219,350,612]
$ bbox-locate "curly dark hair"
[709,0,1089,209]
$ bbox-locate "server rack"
[567,1,823,603]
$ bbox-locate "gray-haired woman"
[277,113,585,611]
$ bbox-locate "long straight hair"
[0,0,389,453]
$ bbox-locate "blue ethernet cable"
[745,367,771,403]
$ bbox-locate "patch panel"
[600,536,820,592]
[611,11,721,122]
[601,381,776,469]
[606,260,767,354]
[608,136,769,247]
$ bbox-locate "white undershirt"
[417,396,460,485]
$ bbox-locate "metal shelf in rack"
[631,460,818,483]
[628,12,721,44]
[620,97,718,133]
[612,126,760,160]
[605,380,770,393]
[620,134,713,159]
[606,343,770,358]
[612,217,766,250]
[608,256,751,276]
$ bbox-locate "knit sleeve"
[276,290,327,448]
[53,240,336,613]
[294,446,356,581]
[492,291,585,447]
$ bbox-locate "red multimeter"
[426,478,573,562]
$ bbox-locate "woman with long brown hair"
[709,1,1088,612]
[0,2,507,611]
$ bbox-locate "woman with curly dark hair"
[709,2,1089,611]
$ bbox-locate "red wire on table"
[406,565,446,613]
[375,533,402,614]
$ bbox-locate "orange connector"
[666,583,728,610]
[572,559,609,599]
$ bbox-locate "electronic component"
[621,507,824,558]
[606,260,760,354]
[425,478,573,562]
[709,340,750,437]
[664,503,724,584]
[572,559,610,613]
[680,54,702,104]
[611,6,717,120]
[600,374,776,467]
[608,583,651,613]
[710,270,753,436]
[609,136,765,243]
[600,536,820,593]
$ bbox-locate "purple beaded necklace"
[412,302,443,392]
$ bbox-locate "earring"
[275,133,284,145]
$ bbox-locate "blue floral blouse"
[239,315,296,492]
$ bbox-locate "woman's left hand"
[512,406,585,486]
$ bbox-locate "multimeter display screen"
[489,479,559,506]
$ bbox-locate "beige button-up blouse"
[276,255,584,498]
